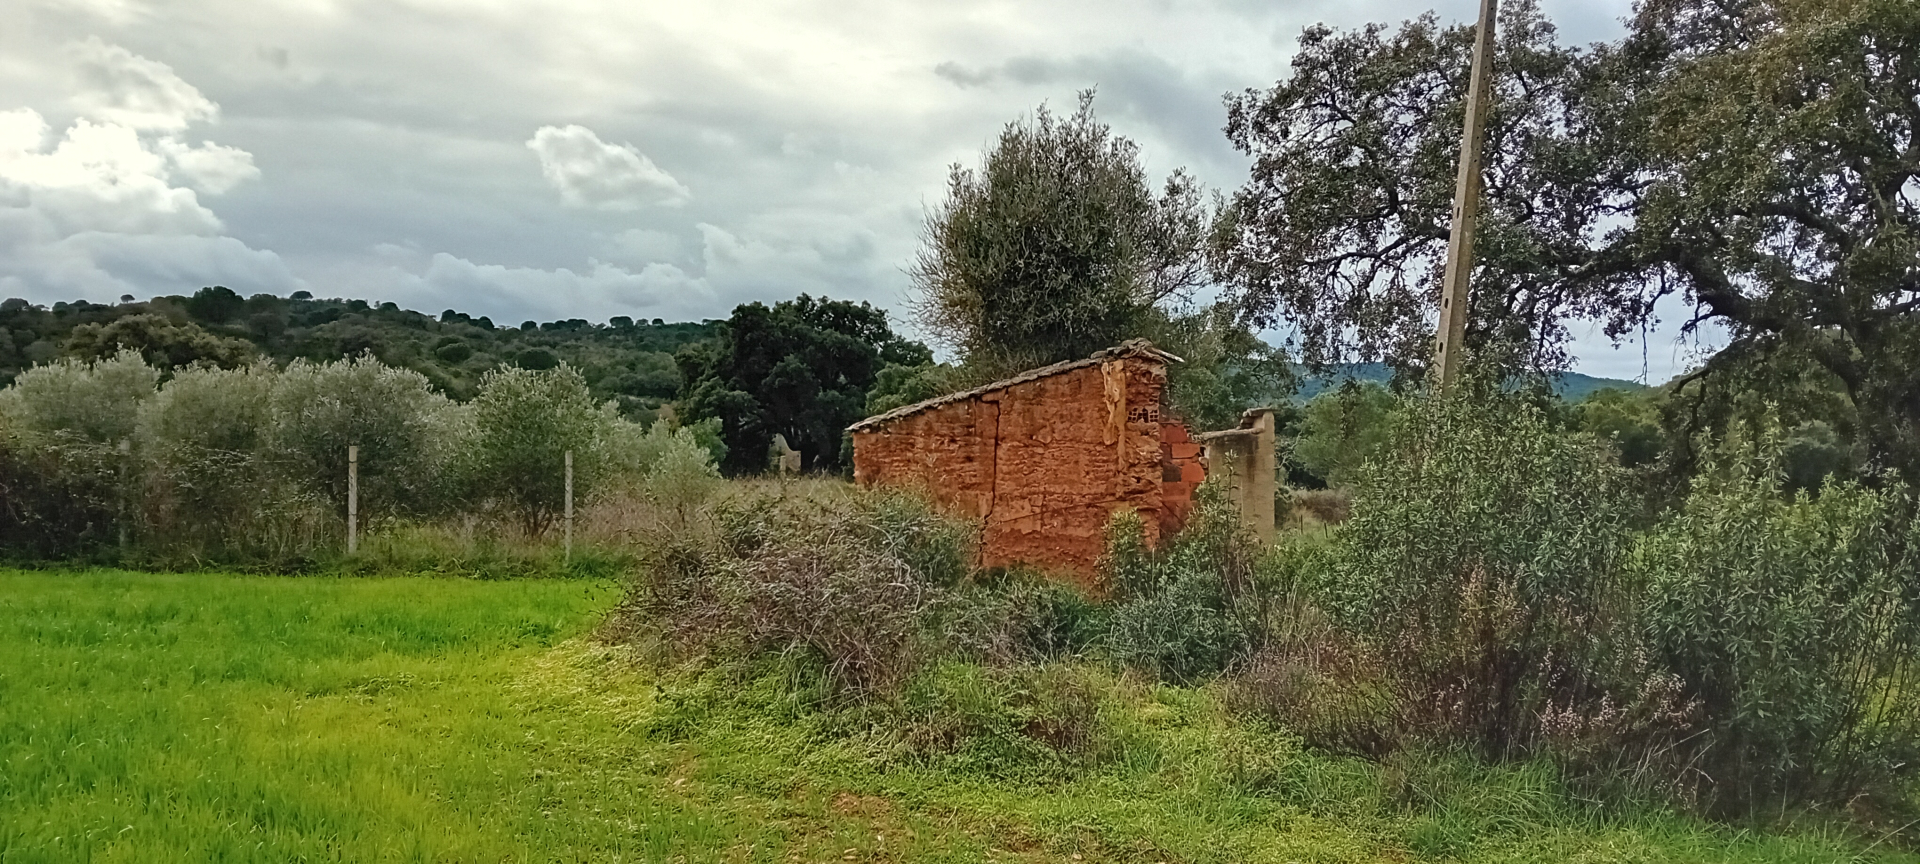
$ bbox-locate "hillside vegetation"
[0,289,716,416]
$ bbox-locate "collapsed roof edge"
[846,339,1182,433]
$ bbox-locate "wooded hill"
[1292,362,1649,403]
[0,288,718,417]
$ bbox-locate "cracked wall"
[850,355,1195,591]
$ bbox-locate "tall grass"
[4,570,1911,862]
[0,570,617,862]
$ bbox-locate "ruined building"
[847,340,1212,590]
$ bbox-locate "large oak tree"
[676,295,928,476]
[1215,0,1920,476]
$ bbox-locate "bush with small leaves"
[1634,428,1920,811]
[1102,482,1267,683]
[270,354,456,520]
[0,349,157,445]
[0,351,156,556]
[137,363,325,561]
[1315,389,1647,761]
[462,363,620,536]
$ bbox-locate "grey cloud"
[930,49,1246,177]
[933,62,995,88]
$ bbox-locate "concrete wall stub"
[770,433,802,475]
[1195,408,1277,542]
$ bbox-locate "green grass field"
[2,570,1912,863]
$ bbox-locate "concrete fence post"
[563,449,573,563]
[347,444,359,555]
[117,438,131,554]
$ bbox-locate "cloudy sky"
[0,0,1712,381]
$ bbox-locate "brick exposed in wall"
[849,344,1200,590]
[1160,422,1206,536]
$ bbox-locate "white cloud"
[0,112,223,236]
[419,252,708,310]
[527,124,690,210]
[0,229,298,300]
[68,37,217,132]
[157,137,260,194]
[0,43,276,303]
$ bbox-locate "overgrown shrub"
[1312,390,1650,761]
[933,568,1108,665]
[607,419,725,532]
[0,349,157,444]
[889,660,1112,776]
[1291,382,1397,488]
[1226,534,1400,757]
[1634,435,1920,810]
[134,362,328,562]
[0,352,154,557]
[1103,483,1267,683]
[638,485,978,698]
[0,412,122,559]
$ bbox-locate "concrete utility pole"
[1434,0,1498,389]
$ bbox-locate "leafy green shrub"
[1633,437,1920,810]
[0,349,157,445]
[621,420,724,529]
[1309,391,1651,760]
[0,351,155,558]
[1291,382,1397,488]
[463,363,620,535]
[1102,483,1267,683]
[1572,386,1666,468]
[1227,535,1400,757]
[64,313,254,369]
[270,354,456,519]
[1779,419,1853,492]
[0,412,122,559]
[136,362,325,563]
[933,569,1108,665]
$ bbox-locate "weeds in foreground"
[618,390,1920,832]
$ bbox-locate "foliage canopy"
[1215,0,1920,476]
[677,295,928,475]
[912,91,1211,375]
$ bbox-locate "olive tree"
[912,90,1212,376]
[0,349,157,445]
[269,354,456,518]
[464,363,619,536]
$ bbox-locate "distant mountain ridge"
[1293,362,1651,402]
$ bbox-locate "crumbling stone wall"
[851,354,1195,590]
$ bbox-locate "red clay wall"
[852,356,1197,591]
[1160,423,1206,536]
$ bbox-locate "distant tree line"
[0,290,715,421]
